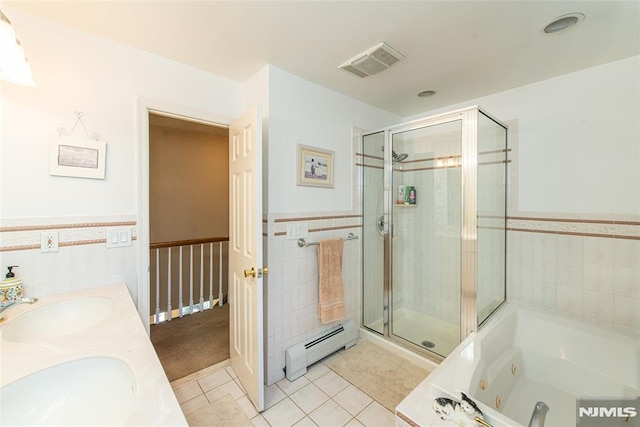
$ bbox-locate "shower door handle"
[377,215,393,237]
[377,215,385,236]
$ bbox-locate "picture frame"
[50,136,106,179]
[297,144,334,188]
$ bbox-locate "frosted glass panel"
[390,120,462,357]
[360,106,508,359]
[477,112,507,325]
[361,131,385,334]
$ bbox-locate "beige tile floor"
[172,358,397,427]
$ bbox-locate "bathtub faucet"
[528,401,549,427]
[0,297,38,321]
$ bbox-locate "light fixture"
[541,13,584,35]
[418,90,437,98]
[338,42,405,78]
[0,9,35,87]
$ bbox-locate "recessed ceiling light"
[418,90,437,98]
[542,13,584,35]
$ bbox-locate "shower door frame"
[363,105,505,359]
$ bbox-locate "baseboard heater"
[285,319,358,381]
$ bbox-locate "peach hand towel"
[317,238,346,324]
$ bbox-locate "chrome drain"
[421,340,435,349]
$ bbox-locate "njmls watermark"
[577,397,640,427]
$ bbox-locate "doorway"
[136,100,266,411]
[147,112,230,381]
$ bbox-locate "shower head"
[392,150,408,163]
[381,146,409,163]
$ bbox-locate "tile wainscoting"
[2,209,636,391]
[0,215,138,302]
[263,210,640,384]
[263,212,362,385]
[507,215,640,337]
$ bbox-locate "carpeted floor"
[151,304,230,381]
[326,340,431,412]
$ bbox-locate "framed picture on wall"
[297,144,334,188]
[49,137,106,179]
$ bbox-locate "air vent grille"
[338,42,405,78]
[370,47,401,67]
[341,64,368,78]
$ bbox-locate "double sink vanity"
[0,284,186,426]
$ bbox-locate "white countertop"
[0,283,187,426]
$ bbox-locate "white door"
[229,105,265,411]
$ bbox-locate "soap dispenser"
[0,266,23,303]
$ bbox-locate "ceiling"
[8,1,640,117]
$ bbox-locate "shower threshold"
[365,308,460,358]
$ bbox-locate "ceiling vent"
[338,42,405,78]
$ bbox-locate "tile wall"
[0,215,139,302]
[264,212,362,385]
[506,216,640,337]
[393,154,462,325]
[504,114,640,338]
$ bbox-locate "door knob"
[244,266,268,278]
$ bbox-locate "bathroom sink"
[1,356,136,425]
[1,296,115,342]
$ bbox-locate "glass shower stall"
[361,106,508,359]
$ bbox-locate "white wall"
[267,67,400,214]
[1,6,243,218]
[405,56,640,335]
[407,55,640,216]
[0,7,243,303]
[0,6,401,387]
[259,68,401,384]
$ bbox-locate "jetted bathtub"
[396,303,640,427]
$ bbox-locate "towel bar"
[297,232,359,248]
